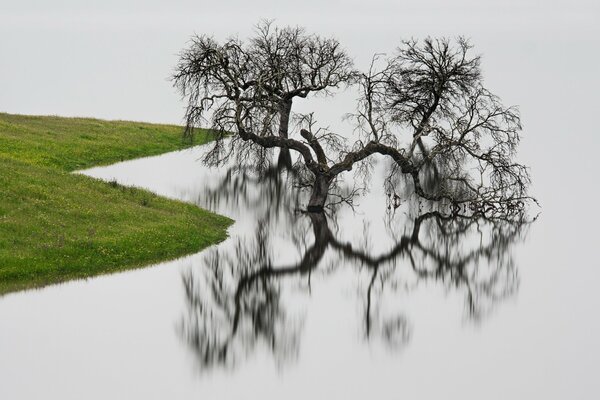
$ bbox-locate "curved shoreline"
[0,113,232,295]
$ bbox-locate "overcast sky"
[1,0,598,125]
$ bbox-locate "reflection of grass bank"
[0,113,232,295]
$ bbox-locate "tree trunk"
[277,99,293,169]
[307,174,332,212]
[277,149,292,170]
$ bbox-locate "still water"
[0,138,598,399]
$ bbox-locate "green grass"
[0,113,233,295]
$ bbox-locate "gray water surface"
[0,139,598,399]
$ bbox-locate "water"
[0,136,598,399]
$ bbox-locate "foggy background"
[1,0,598,124]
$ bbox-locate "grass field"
[0,113,232,295]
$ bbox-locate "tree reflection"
[178,166,533,372]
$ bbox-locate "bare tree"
[173,24,533,212]
[173,20,353,169]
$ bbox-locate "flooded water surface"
[1,136,599,399]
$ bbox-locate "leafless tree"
[173,24,534,213]
[172,24,538,374]
[173,20,353,169]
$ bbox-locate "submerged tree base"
[306,175,332,212]
[179,163,534,371]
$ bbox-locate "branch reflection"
[179,166,532,372]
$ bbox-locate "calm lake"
[1,128,599,399]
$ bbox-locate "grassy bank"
[0,113,232,295]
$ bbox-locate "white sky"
[1,0,598,124]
